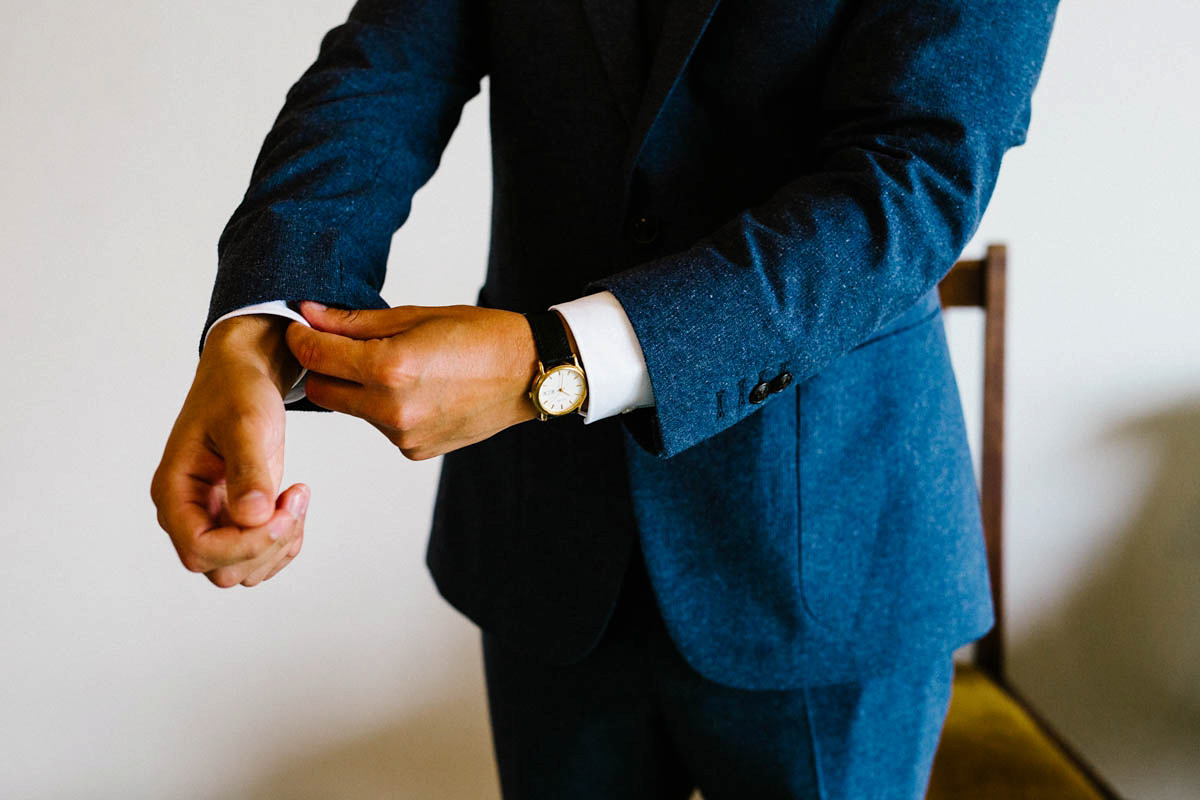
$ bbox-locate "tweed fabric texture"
[207,0,1057,688]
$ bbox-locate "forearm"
[206,0,488,344]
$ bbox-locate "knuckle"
[404,444,439,462]
[225,408,276,452]
[397,435,433,461]
[368,343,408,388]
[376,360,408,389]
[207,571,240,589]
[155,506,171,533]
[387,407,410,431]
[226,459,266,488]
[228,414,263,443]
[180,553,206,574]
[264,560,290,582]
[241,540,270,562]
[393,404,429,434]
[295,336,322,369]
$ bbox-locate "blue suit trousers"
[483,541,954,800]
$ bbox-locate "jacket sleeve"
[592,0,1057,457]
[204,0,488,345]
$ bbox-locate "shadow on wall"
[1009,399,1200,795]
[242,642,501,800]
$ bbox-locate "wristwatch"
[525,310,588,420]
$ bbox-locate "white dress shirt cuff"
[204,301,311,404]
[551,291,655,424]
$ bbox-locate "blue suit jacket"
[207,0,1057,689]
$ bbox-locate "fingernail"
[303,301,327,312]
[237,490,270,517]
[287,489,310,517]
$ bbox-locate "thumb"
[299,301,416,340]
[217,413,280,527]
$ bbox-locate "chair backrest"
[938,244,1007,680]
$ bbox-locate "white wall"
[1,2,1196,798]
[959,4,1200,796]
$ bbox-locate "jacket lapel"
[579,0,643,127]
[580,0,724,173]
[623,0,722,178]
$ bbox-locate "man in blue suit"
[152,1,1057,797]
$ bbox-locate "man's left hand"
[287,302,539,460]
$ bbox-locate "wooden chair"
[926,245,1122,799]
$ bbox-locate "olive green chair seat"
[928,665,1108,799]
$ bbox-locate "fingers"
[286,323,373,384]
[299,301,416,339]
[156,481,231,573]
[206,538,287,589]
[234,526,299,586]
[258,542,300,583]
[249,516,305,585]
[154,456,249,570]
[257,483,308,582]
[305,373,433,454]
[303,372,376,419]
[204,484,309,587]
[193,506,294,570]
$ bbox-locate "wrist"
[203,314,302,397]
[502,310,540,420]
[524,310,588,419]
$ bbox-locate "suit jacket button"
[768,372,793,393]
[631,215,660,245]
[748,381,771,404]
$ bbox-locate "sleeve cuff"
[551,291,655,424]
[204,301,311,404]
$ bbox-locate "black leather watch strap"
[525,311,575,368]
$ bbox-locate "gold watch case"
[530,360,588,420]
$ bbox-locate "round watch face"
[536,365,586,415]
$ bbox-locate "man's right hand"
[151,315,309,588]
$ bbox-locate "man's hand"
[286,302,539,460]
[151,315,309,588]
